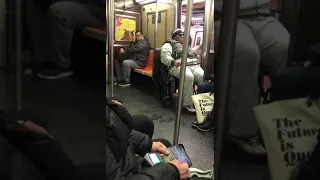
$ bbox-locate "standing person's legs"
[118,60,144,87]
[131,115,154,138]
[26,0,51,70]
[254,17,290,77]
[37,1,105,79]
[215,20,265,155]
[170,67,197,113]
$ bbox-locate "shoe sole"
[37,71,74,80]
[189,168,212,178]
[118,83,131,87]
[227,136,267,156]
[191,123,214,132]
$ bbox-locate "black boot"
[192,115,214,132]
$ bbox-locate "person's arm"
[0,113,78,180]
[107,144,180,180]
[161,43,176,67]
[127,163,180,180]
[129,129,152,156]
[124,40,149,54]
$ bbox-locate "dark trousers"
[26,0,105,70]
[197,82,214,94]
[270,66,320,102]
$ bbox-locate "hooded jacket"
[160,39,199,67]
[106,98,180,180]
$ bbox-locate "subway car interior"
[107,0,320,179]
[107,0,216,171]
[0,0,319,179]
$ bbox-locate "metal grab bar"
[15,0,23,111]
[201,0,214,78]
[173,0,194,145]
[107,0,115,97]
[214,0,240,179]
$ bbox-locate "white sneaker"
[183,105,196,114]
[189,168,213,178]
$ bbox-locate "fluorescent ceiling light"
[135,0,156,4]
[182,0,205,5]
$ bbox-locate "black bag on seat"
[157,65,175,108]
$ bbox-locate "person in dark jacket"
[115,31,151,87]
[0,111,78,180]
[106,97,190,180]
[26,0,105,79]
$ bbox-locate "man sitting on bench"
[115,31,150,87]
[160,29,204,113]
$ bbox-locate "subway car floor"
[107,83,271,180]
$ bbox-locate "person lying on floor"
[192,74,215,132]
[0,111,79,180]
[106,97,190,180]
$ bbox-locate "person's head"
[171,29,184,43]
[135,30,144,41]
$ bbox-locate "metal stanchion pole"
[213,0,239,179]
[173,0,193,145]
[201,0,214,78]
[15,0,22,111]
[107,0,115,97]
[106,3,109,84]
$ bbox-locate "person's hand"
[112,100,123,106]
[151,141,169,155]
[16,120,53,139]
[304,60,312,68]
[170,160,190,179]
[175,59,181,67]
[119,48,125,54]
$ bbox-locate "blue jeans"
[197,82,214,94]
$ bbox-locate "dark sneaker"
[228,135,267,156]
[37,69,74,80]
[118,82,131,87]
[191,116,214,132]
[183,105,196,114]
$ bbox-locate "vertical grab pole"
[200,0,213,78]
[15,0,22,111]
[106,3,109,84]
[107,0,115,97]
[213,0,239,179]
[153,0,158,59]
[173,0,193,145]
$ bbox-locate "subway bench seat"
[133,50,154,77]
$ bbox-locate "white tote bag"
[253,98,320,180]
[191,93,214,124]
